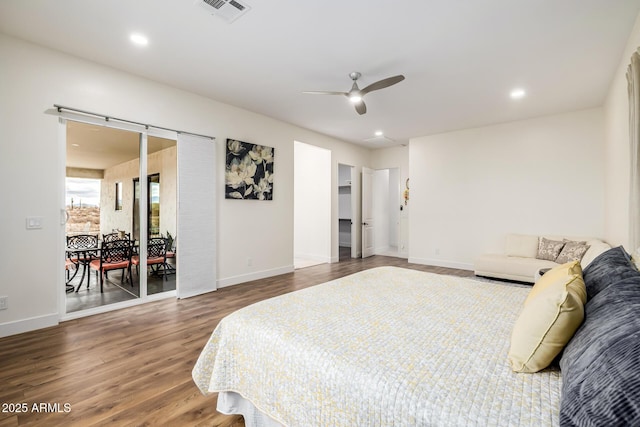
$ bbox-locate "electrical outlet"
[247,258,253,267]
[0,296,8,310]
[435,248,440,255]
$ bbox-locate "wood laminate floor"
[0,256,476,427]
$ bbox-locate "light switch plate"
[26,216,43,229]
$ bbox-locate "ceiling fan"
[303,72,405,115]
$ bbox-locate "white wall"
[294,141,331,262]
[604,13,640,250]
[0,34,370,336]
[409,108,605,270]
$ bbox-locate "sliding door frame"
[58,113,177,321]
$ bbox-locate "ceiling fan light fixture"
[129,33,149,46]
[304,72,405,115]
[510,88,526,99]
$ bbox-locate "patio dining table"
[65,245,99,292]
[65,240,139,292]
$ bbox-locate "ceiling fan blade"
[355,101,367,115]
[302,91,349,96]
[360,75,405,96]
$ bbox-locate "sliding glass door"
[58,107,217,320]
[147,135,176,295]
[63,119,177,315]
[133,133,177,296]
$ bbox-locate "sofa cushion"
[580,240,611,269]
[537,237,566,261]
[505,233,539,258]
[582,246,640,300]
[508,261,586,373]
[474,254,557,283]
[559,274,640,425]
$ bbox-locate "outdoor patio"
[65,259,176,313]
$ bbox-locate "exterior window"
[133,173,161,240]
[115,182,123,211]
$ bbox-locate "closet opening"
[338,163,356,261]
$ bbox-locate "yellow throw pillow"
[524,260,583,305]
[508,261,587,373]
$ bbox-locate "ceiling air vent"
[196,0,251,23]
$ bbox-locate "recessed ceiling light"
[510,88,526,99]
[375,130,384,136]
[130,33,149,47]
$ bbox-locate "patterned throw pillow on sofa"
[536,237,565,261]
[556,241,590,264]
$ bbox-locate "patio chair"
[132,238,167,281]
[100,232,134,282]
[165,234,176,274]
[102,231,131,242]
[89,239,133,292]
[66,234,99,255]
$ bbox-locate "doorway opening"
[338,163,356,261]
[373,168,404,258]
[64,120,177,314]
[293,141,331,269]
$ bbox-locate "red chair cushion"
[90,259,129,272]
[131,256,164,266]
[147,257,164,265]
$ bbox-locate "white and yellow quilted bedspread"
[193,266,561,426]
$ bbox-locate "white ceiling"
[1,0,639,147]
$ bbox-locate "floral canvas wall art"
[225,139,274,200]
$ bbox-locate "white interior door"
[362,167,374,258]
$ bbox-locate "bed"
[193,266,561,426]
[194,251,640,426]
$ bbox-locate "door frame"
[361,167,375,258]
[349,167,357,258]
[58,113,177,321]
[293,141,332,266]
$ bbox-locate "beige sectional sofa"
[474,233,611,283]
